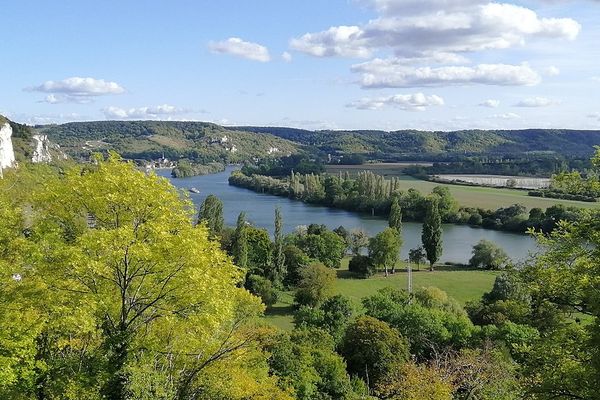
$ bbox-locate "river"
[157,167,538,264]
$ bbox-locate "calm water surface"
[158,167,538,264]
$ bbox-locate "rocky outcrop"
[0,123,16,170]
[31,134,54,163]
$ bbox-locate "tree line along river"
[158,167,538,265]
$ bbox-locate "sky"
[1,0,599,131]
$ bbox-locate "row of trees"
[229,169,582,234]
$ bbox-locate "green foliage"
[198,194,224,237]
[246,274,279,307]
[422,196,443,270]
[340,316,410,388]
[266,328,355,400]
[282,244,310,286]
[293,228,346,269]
[171,160,225,178]
[388,196,403,233]
[348,255,376,278]
[469,239,509,270]
[369,227,402,276]
[293,295,354,344]
[348,228,369,256]
[294,263,336,308]
[273,207,285,286]
[233,212,249,268]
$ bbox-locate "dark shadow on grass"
[265,305,294,317]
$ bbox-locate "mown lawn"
[264,258,499,331]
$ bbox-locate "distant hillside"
[38,120,600,163]
[235,126,600,158]
[38,121,301,162]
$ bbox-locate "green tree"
[469,239,509,270]
[294,263,336,307]
[340,316,410,389]
[389,196,403,234]
[408,246,426,271]
[369,228,402,276]
[233,211,249,268]
[422,196,443,271]
[245,274,278,307]
[273,207,286,286]
[283,244,310,286]
[10,154,287,399]
[198,194,224,237]
[348,254,376,278]
[349,228,369,256]
[294,295,354,344]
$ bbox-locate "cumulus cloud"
[479,99,500,108]
[103,104,189,120]
[347,92,445,110]
[27,77,125,103]
[291,2,580,61]
[353,62,541,88]
[282,51,293,62]
[209,37,271,62]
[515,96,559,107]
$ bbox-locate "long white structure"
[0,122,16,171]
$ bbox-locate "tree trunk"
[429,262,434,272]
[101,329,130,400]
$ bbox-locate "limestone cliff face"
[31,134,54,163]
[0,123,16,169]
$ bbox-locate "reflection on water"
[157,167,538,264]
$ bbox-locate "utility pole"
[407,261,413,297]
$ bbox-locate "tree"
[198,194,224,237]
[348,254,376,278]
[349,228,369,256]
[422,196,443,271]
[9,154,289,399]
[340,316,410,389]
[246,226,273,276]
[233,211,249,268]
[389,196,403,234]
[294,263,336,307]
[282,244,310,286]
[294,295,354,344]
[245,274,278,307]
[374,362,453,400]
[469,239,509,270]
[272,207,286,287]
[369,228,402,276]
[408,246,426,271]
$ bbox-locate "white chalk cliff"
[31,134,54,163]
[0,123,16,169]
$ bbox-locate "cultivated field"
[325,162,433,177]
[264,258,498,330]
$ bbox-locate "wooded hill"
[37,120,600,162]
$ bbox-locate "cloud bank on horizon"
[2,0,599,130]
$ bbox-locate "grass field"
[264,258,498,331]
[326,164,598,210]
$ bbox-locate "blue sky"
[1,0,599,131]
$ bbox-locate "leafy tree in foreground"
[198,194,224,237]
[282,244,310,286]
[294,294,353,344]
[348,254,375,278]
[469,239,510,270]
[374,362,453,400]
[6,154,289,399]
[422,196,443,271]
[369,227,402,276]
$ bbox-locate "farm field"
[264,258,498,331]
[325,162,433,177]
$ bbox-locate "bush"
[348,255,375,278]
[469,240,509,270]
[294,263,336,308]
[245,274,278,307]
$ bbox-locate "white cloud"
[291,2,580,61]
[347,92,445,110]
[282,51,293,62]
[479,99,500,108]
[491,112,521,120]
[515,96,559,107]
[543,66,560,76]
[353,62,541,88]
[592,76,600,83]
[290,26,370,58]
[587,112,600,121]
[103,104,189,120]
[209,37,271,62]
[29,77,125,97]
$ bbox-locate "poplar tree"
[273,207,286,286]
[234,212,248,268]
[198,194,224,237]
[422,197,443,271]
